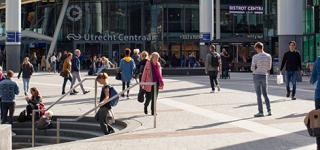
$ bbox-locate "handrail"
[31,77,98,147]
[46,78,97,111]
[56,81,158,143]
[59,82,155,122]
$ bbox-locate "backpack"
[305,109,320,137]
[107,85,119,107]
[211,53,220,67]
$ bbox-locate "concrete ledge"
[0,125,12,150]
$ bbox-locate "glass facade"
[0,0,277,69]
[304,0,320,63]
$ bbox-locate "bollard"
[153,84,157,128]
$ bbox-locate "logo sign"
[201,33,211,42]
[6,31,21,45]
[180,34,200,40]
[66,33,158,41]
[229,5,264,14]
[66,5,83,22]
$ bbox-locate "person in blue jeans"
[18,57,34,96]
[280,41,302,100]
[251,42,272,117]
[119,48,135,98]
[310,57,320,150]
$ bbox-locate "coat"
[141,60,164,92]
[310,57,320,99]
[119,57,135,82]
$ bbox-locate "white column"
[0,125,12,150]
[277,0,304,61]
[95,2,102,33]
[6,0,21,72]
[215,0,221,52]
[200,0,214,60]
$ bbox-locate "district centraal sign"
[66,33,158,41]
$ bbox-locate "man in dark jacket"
[0,70,19,124]
[280,41,302,100]
[70,49,90,95]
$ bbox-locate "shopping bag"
[277,73,284,85]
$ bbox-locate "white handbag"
[277,73,284,85]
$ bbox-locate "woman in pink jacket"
[141,52,164,115]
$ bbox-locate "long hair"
[23,57,30,65]
[30,87,41,98]
[150,52,160,63]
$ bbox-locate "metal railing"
[31,77,98,147]
[30,79,158,147]
[55,81,158,144]
[46,78,98,111]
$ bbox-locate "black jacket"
[280,51,302,71]
[18,63,34,79]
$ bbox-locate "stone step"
[13,128,104,139]
[13,135,79,144]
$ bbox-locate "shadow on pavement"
[233,99,288,109]
[176,117,254,131]
[214,130,315,150]
[276,113,308,120]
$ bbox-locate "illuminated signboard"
[229,5,264,14]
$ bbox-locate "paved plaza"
[10,72,316,150]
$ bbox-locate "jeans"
[23,78,30,94]
[95,107,114,135]
[145,84,159,115]
[285,71,298,97]
[253,74,271,113]
[51,62,56,73]
[208,71,219,91]
[62,75,72,93]
[1,102,15,124]
[122,81,130,96]
[70,71,85,93]
[316,99,320,149]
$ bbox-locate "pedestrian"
[0,66,4,122]
[97,57,114,74]
[0,70,19,124]
[56,52,62,72]
[205,45,221,93]
[18,57,34,96]
[25,87,43,120]
[133,49,141,79]
[141,52,164,115]
[61,53,73,95]
[119,48,136,98]
[30,52,38,72]
[138,51,149,81]
[50,53,57,73]
[280,41,302,100]
[70,49,90,95]
[310,56,320,150]
[220,48,230,79]
[251,42,272,117]
[40,55,46,71]
[95,73,115,135]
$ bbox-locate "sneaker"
[127,95,129,99]
[210,90,215,93]
[83,91,90,95]
[121,94,125,97]
[73,90,79,94]
[291,97,296,100]
[267,111,272,116]
[70,92,77,95]
[62,91,66,95]
[254,113,264,117]
[286,91,290,97]
[217,86,221,92]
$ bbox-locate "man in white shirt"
[50,54,57,73]
[251,42,272,117]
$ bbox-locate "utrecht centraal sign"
[66,33,157,41]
